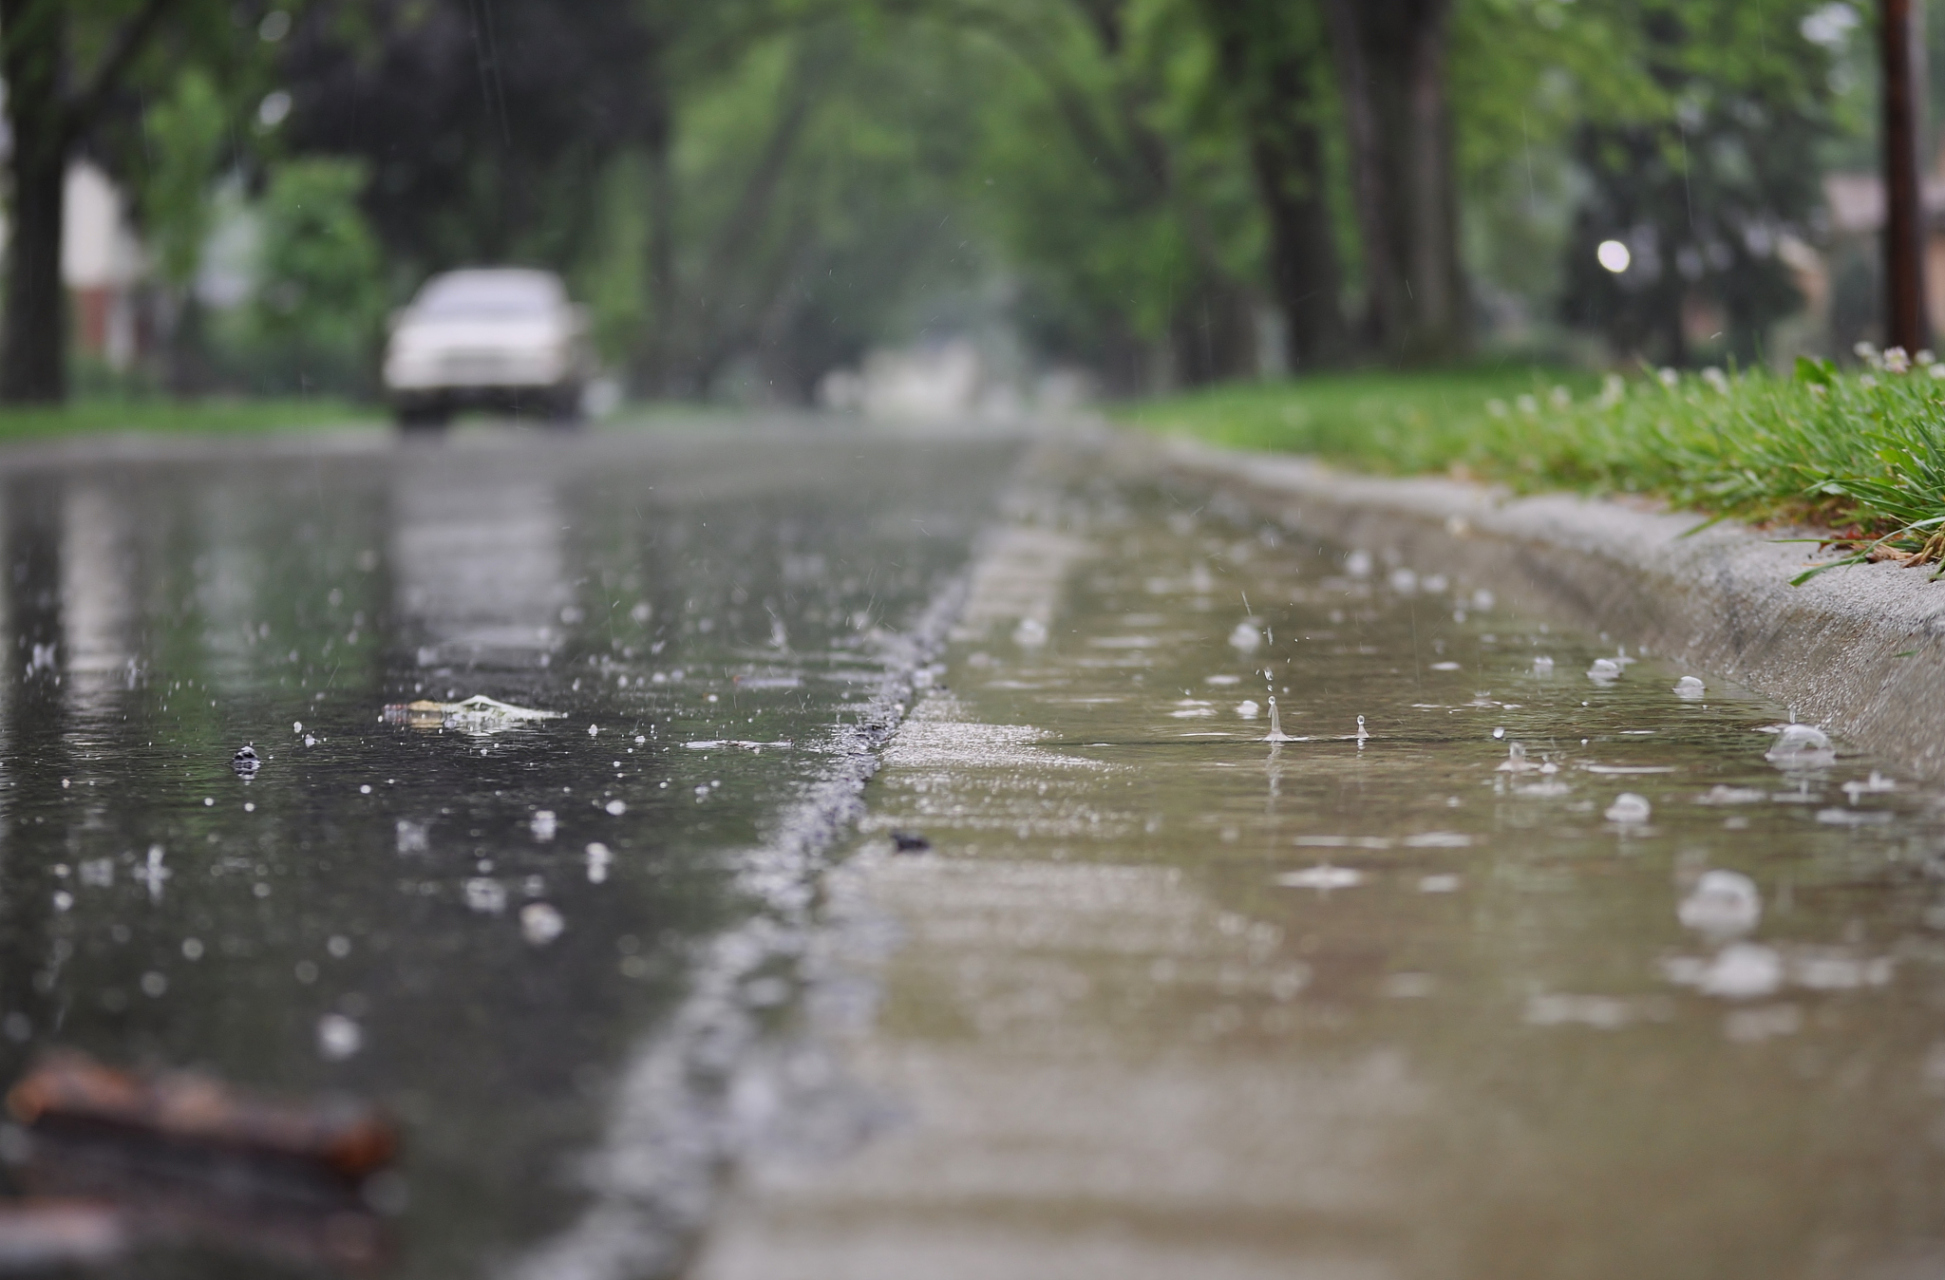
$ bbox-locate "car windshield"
[413,273,559,319]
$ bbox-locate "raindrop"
[521,903,565,946]
[1013,617,1048,647]
[1229,620,1261,653]
[464,878,507,914]
[530,810,558,842]
[605,799,627,816]
[181,938,203,960]
[586,842,612,884]
[317,1014,362,1061]
[139,972,167,998]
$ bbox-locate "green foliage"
[140,68,228,289]
[239,159,386,393]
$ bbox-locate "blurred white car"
[383,268,594,427]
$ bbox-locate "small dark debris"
[230,744,260,777]
[890,830,931,853]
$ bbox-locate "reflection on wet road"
[693,441,1945,1280]
[0,427,1021,1276]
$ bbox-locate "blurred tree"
[243,158,386,392]
[0,0,201,403]
[279,0,666,280]
[1557,0,1837,365]
[139,67,227,393]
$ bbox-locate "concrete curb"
[1151,435,1945,782]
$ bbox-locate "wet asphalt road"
[0,423,1025,1277]
[11,422,1945,1280]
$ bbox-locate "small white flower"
[1658,367,1680,388]
[1885,346,1911,374]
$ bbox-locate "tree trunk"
[1324,0,1466,362]
[1198,0,1347,372]
[1,0,71,404]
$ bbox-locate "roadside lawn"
[1121,352,1945,581]
[0,397,380,444]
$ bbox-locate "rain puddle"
[695,442,1945,1280]
[0,428,1021,1277]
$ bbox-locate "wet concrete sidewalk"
[690,440,1945,1280]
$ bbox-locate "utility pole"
[1883,0,1930,353]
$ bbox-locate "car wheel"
[394,399,451,432]
[542,384,585,429]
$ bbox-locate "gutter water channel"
[690,440,1945,1280]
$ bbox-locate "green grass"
[0,395,381,444]
[1122,354,1945,580]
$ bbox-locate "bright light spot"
[258,9,292,41]
[257,91,292,129]
[1597,239,1632,273]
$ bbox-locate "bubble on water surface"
[1724,1004,1802,1043]
[1532,656,1554,674]
[1678,870,1761,937]
[1664,943,1784,999]
[1766,723,1834,768]
[1588,658,1622,682]
[465,878,507,914]
[1842,771,1897,801]
[1276,864,1364,891]
[1605,793,1652,823]
[1525,993,1640,1029]
[1698,785,1766,805]
[1674,676,1706,700]
[521,903,565,946]
[1237,700,1260,720]
[317,1014,363,1061]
